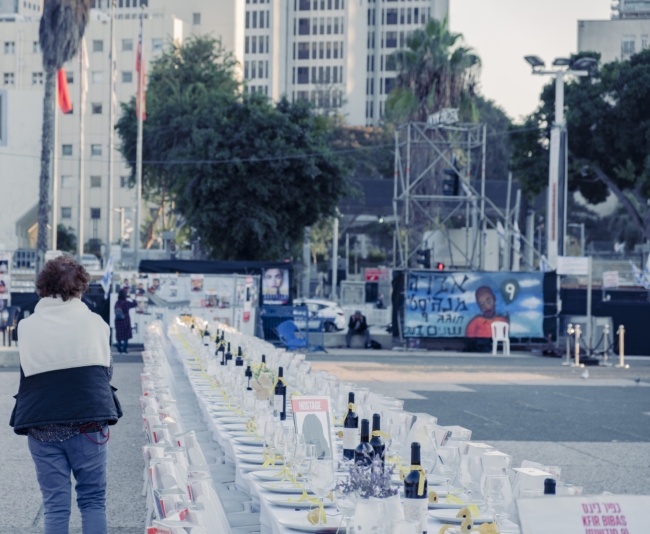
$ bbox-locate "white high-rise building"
[242,0,448,126]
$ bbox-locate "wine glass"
[438,447,460,496]
[482,475,512,526]
[263,420,276,453]
[308,460,337,525]
[334,485,357,534]
[293,434,307,479]
[459,455,483,503]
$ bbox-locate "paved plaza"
[0,349,647,532]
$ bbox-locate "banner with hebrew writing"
[405,271,545,338]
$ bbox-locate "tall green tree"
[116,36,351,260]
[511,50,650,243]
[386,18,481,123]
[475,96,512,181]
[37,0,91,265]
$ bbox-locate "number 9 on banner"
[499,279,520,304]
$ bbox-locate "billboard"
[262,268,289,305]
[405,271,545,339]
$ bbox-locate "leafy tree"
[56,224,77,253]
[386,18,481,123]
[37,0,91,264]
[511,50,650,243]
[475,96,512,181]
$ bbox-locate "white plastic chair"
[491,321,510,355]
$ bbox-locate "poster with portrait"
[190,274,204,293]
[405,271,545,339]
[0,252,10,274]
[291,396,333,460]
[0,274,10,297]
[262,268,289,305]
[147,275,162,295]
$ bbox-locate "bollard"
[563,323,574,366]
[573,324,583,367]
[616,325,630,369]
[602,324,611,366]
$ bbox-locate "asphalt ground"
[306,349,650,495]
[0,354,146,534]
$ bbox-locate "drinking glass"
[438,447,460,496]
[263,420,276,452]
[334,486,357,534]
[308,460,337,525]
[283,428,297,467]
[388,421,406,459]
[459,455,483,503]
[293,434,307,478]
[482,475,512,524]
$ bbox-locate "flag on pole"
[539,254,549,272]
[629,260,649,289]
[57,69,73,114]
[135,18,146,121]
[101,254,114,299]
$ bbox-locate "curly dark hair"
[36,256,91,301]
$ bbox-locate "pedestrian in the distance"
[114,288,137,353]
[346,310,372,348]
[10,255,122,534]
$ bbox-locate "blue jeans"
[116,339,129,353]
[28,432,108,534]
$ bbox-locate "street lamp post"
[524,56,596,270]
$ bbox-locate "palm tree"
[386,18,480,123]
[36,0,91,268]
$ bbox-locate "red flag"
[135,40,146,121]
[57,68,73,114]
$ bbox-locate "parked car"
[294,298,346,332]
[79,253,101,271]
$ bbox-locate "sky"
[449,0,612,123]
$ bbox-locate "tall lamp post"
[524,56,596,270]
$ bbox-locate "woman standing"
[114,289,137,353]
[10,255,121,534]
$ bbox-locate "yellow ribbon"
[289,489,327,525]
[337,403,355,425]
[371,430,391,439]
[272,376,288,389]
[261,449,283,468]
[246,420,257,436]
[273,465,295,483]
[410,464,426,496]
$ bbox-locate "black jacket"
[348,314,368,332]
[10,365,122,435]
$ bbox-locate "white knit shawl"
[18,297,110,377]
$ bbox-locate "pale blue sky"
[449,0,612,122]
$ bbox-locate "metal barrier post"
[572,324,583,367]
[616,325,629,369]
[563,323,573,366]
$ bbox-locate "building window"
[62,144,73,156]
[319,42,324,59]
[252,36,257,54]
[32,72,44,85]
[245,37,250,54]
[386,31,397,48]
[93,40,104,53]
[385,54,396,71]
[193,13,201,25]
[252,11,257,28]
[61,207,72,219]
[152,39,163,52]
[4,42,15,55]
[299,0,310,10]
[92,71,103,84]
[326,41,331,59]
[33,41,40,54]
[621,37,635,57]
[91,103,102,114]
[90,208,101,220]
[246,11,250,28]
[407,7,412,24]
[122,71,132,83]
[3,73,14,86]
[642,35,649,49]
[334,41,339,58]
[245,61,249,79]
[297,67,309,84]
[66,71,74,84]
[385,77,394,94]
[298,18,310,35]
[120,176,129,188]
[61,176,73,188]
[298,42,309,59]
[91,144,102,156]
[90,176,102,188]
[386,8,397,24]
[122,39,133,52]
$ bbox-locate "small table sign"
[517,494,650,534]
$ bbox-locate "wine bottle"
[261,354,266,367]
[354,419,375,466]
[218,336,226,365]
[235,347,244,367]
[369,413,385,464]
[342,392,359,461]
[202,329,210,346]
[225,342,233,366]
[403,442,428,534]
[245,365,253,390]
[273,367,287,421]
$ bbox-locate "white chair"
[491,321,510,355]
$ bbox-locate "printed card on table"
[291,396,333,460]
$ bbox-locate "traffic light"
[416,249,431,269]
[443,154,460,196]
[436,262,445,271]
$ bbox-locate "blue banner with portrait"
[404,271,545,338]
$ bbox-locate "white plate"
[279,518,341,533]
[210,411,242,418]
[260,482,312,494]
[218,417,248,424]
[267,496,336,509]
[223,424,248,431]
[234,445,267,454]
[429,500,484,510]
[233,436,265,446]
[250,469,306,482]
[236,453,266,465]
[429,509,494,524]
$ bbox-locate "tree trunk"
[36,67,56,268]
